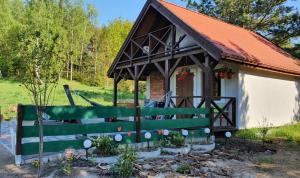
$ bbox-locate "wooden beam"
[134,65,139,107]
[137,64,147,79]
[113,73,118,107]
[154,62,165,77]
[203,54,214,132]
[169,57,182,77]
[126,67,135,79]
[15,105,23,160]
[116,48,203,69]
[165,59,170,93]
[189,54,206,71]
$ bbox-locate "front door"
[176,73,194,118]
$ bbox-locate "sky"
[86,0,300,27]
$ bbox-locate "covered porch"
[107,2,237,132]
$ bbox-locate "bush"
[176,164,192,174]
[162,132,186,148]
[114,146,137,178]
[92,136,118,156]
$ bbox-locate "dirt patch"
[0,144,35,178]
[0,138,299,177]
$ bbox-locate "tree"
[15,1,66,177]
[97,19,133,89]
[184,0,300,47]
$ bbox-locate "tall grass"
[235,123,300,144]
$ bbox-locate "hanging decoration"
[177,66,193,81]
[215,68,235,79]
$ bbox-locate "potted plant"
[90,136,120,164]
[136,132,161,159]
[177,66,193,81]
[161,131,191,154]
[227,69,234,79]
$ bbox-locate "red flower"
[127,131,132,137]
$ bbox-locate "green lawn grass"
[235,123,300,144]
[0,78,140,119]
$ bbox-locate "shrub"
[61,163,72,176]
[176,164,192,174]
[163,132,186,148]
[258,118,273,143]
[92,136,118,156]
[114,146,137,178]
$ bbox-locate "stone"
[143,164,152,170]
[171,164,178,171]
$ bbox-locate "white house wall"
[238,68,300,129]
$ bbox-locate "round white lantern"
[225,131,232,138]
[181,129,189,136]
[163,129,169,136]
[204,128,210,134]
[83,139,92,149]
[114,134,123,142]
[144,132,152,139]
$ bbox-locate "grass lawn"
[235,123,300,144]
[0,78,140,119]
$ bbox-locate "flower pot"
[90,155,119,164]
[191,142,215,153]
[137,148,161,159]
[227,72,234,79]
[162,144,191,154]
[219,72,226,78]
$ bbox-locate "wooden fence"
[15,105,209,161]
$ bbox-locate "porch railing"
[170,96,237,130]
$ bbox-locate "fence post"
[135,106,141,143]
[15,104,23,165]
[232,98,237,128]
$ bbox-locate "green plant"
[93,136,118,156]
[31,160,40,168]
[176,164,192,174]
[258,118,272,142]
[61,163,72,176]
[114,146,137,178]
[168,132,185,148]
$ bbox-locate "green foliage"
[114,146,137,178]
[31,160,40,168]
[0,78,137,119]
[184,0,300,47]
[176,164,192,174]
[61,163,72,176]
[163,132,186,148]
[235,123,300,144]
[92,136,119,156]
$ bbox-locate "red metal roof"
[158,0,300,76]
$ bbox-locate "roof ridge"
[158,0,255,34]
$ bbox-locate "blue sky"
[86,0,300,27]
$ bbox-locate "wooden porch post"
[164,59,170,93]
[134,65,139,107]
[204,54,214,132]
[134,65,141,142]
[113,72,118,107]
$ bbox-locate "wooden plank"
[22,121,136,138]
[141,118,210,130]
[16,104,24,155]
[21,129,207,155]
[141,107,209,116]
[22,106,136,121]
[22,139,84,155]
